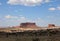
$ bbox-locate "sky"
[0,0,60,27]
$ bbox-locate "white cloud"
[48,7,56,11]
[18,16,27,21]
[4,15,27,22]
[5,15,44,23]
[7,0,50,6]
[5,15,18,19]
[48,6,60,11]
[5,15,12,19]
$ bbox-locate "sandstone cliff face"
[20,22,37,28]
[48,24,55,28]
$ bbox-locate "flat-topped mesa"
[48,24,55,28]
[20,22,37,28]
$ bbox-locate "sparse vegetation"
[0,28,60,41]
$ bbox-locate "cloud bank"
[7,0,50,6]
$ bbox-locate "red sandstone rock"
[48,24,55,28]
[20,22,37,28]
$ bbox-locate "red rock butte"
[48,24,55,28]
[20,22,37,28]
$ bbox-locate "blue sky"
[0,0,60,27]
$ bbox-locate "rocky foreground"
[0,27,60,41]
